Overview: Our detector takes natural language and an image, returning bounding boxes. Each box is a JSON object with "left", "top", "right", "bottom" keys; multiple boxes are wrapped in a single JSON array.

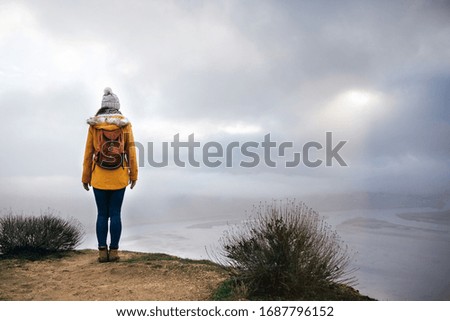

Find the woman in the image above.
[{"left": 82, "top": 87, "right": 138, "bottom": 262}]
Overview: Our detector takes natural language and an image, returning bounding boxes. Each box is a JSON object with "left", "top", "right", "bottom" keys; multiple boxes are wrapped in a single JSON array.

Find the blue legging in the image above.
[{"left": 93, "top": 188, "right": 126, "bottom": 249}]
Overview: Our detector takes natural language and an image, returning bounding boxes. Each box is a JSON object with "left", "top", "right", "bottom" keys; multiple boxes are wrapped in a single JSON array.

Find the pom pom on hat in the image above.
[{"left": 101, "top": 87, "right": 120, "bottom": 109}]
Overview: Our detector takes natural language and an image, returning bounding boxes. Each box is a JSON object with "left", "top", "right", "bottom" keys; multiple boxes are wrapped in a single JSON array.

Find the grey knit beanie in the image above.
[{"left": 101, "top": 87, "right": 120, "bottom": 109}]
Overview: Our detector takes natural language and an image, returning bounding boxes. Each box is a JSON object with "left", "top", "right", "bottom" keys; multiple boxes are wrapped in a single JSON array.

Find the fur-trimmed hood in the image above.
[{"left": 86, "top": 114, "right": 130, "bottom": 129}]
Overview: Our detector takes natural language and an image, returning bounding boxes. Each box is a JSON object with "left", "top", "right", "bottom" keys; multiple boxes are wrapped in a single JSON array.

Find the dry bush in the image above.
[
  {"left": 0, "top": 209, "right": 84, "bottom": 256},
  {"left": 217, "top": 200, "right": 356, "bottom": 299}
]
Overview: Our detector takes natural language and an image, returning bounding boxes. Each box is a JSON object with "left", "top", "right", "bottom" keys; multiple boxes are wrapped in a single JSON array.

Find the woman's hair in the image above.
[{"left": 95, "top": 107, "right": 122, "bottom": 116}]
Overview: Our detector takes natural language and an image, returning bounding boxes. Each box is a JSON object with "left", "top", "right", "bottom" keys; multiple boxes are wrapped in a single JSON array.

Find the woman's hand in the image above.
[
  {"left": 83, "top": 183, "right": 90, "bottom": 191},
  {"left": 130, "top": 180, "right": 137, "bottom": 189}
]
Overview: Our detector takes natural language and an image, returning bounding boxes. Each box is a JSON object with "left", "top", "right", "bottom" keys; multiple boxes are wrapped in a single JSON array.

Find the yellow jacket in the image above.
[{"left": 82, "top": 115, "right": 138, "bottom": 190}]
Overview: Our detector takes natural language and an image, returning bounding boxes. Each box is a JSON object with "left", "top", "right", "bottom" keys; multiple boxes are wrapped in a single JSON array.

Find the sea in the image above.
[{"left": 82, "top": 203, "right": 450, "bottom": 301}]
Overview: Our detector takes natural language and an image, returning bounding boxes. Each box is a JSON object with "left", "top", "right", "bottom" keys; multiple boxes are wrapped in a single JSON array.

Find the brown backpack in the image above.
[{"left": 94, "top": 128, "right": 126, "bottom": 169}]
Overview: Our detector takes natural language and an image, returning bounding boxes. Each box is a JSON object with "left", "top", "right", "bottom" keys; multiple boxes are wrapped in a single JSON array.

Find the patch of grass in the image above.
[
  {"left": 212, "top": 278, "right": 375, "bottom": 301},
  {"left": 211, "top": 278, "right": 249, "bottom": 301},
  {"left": 122, "top": 252, "right": 218, "bottom": 267},
  {"left": 122, "top": 252, "right": 178, "bottom": 263},
  {"left": 211, "top": 279, "right": 236, "bottom": 301}
]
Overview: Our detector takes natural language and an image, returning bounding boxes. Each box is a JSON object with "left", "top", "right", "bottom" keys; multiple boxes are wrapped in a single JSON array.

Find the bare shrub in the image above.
[
  {"left": 217, "top": 200, "right": 357, "bottom": 299},
  {"left": 0, "top": 209, "right": 84, "bottom": 256}
]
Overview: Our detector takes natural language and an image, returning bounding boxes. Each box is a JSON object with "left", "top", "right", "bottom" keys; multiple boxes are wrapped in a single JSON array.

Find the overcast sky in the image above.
[{"left": 0, "top": 0, "right": 449, "bottom": 222}]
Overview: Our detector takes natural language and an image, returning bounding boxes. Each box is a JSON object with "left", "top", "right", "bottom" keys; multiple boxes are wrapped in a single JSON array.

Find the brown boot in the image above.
[
  {"left": 109, "top": 248, "right": 120, "bottom": 262},
  {"left": 98, "top": 247, "right": 108, "bottom": 263}
]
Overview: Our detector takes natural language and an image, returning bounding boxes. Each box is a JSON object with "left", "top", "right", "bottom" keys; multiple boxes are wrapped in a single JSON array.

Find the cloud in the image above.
[{"left": 0, "top": 0, "right": 449, "bottom": 219}]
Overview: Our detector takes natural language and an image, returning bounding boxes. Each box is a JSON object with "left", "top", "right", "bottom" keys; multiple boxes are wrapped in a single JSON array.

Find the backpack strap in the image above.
[
  {"left": 97, "top": 128, "right": 103, "bottom": 152},
  {"left": 92, "top": 128, "right": 103, "bottom": 171},
  {"left": 119, "top": 128, "right": 125, "bottom": 168}
]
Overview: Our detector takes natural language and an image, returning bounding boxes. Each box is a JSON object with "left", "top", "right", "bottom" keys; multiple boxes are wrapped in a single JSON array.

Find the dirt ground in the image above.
[{"left": 0, "top": 250, "right": 228, "bottom": 301}]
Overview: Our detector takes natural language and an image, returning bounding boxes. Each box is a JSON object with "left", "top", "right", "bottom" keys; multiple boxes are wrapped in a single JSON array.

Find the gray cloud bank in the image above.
[{"left": 0, "top": 0, "right": 449, "bottom": 219}]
